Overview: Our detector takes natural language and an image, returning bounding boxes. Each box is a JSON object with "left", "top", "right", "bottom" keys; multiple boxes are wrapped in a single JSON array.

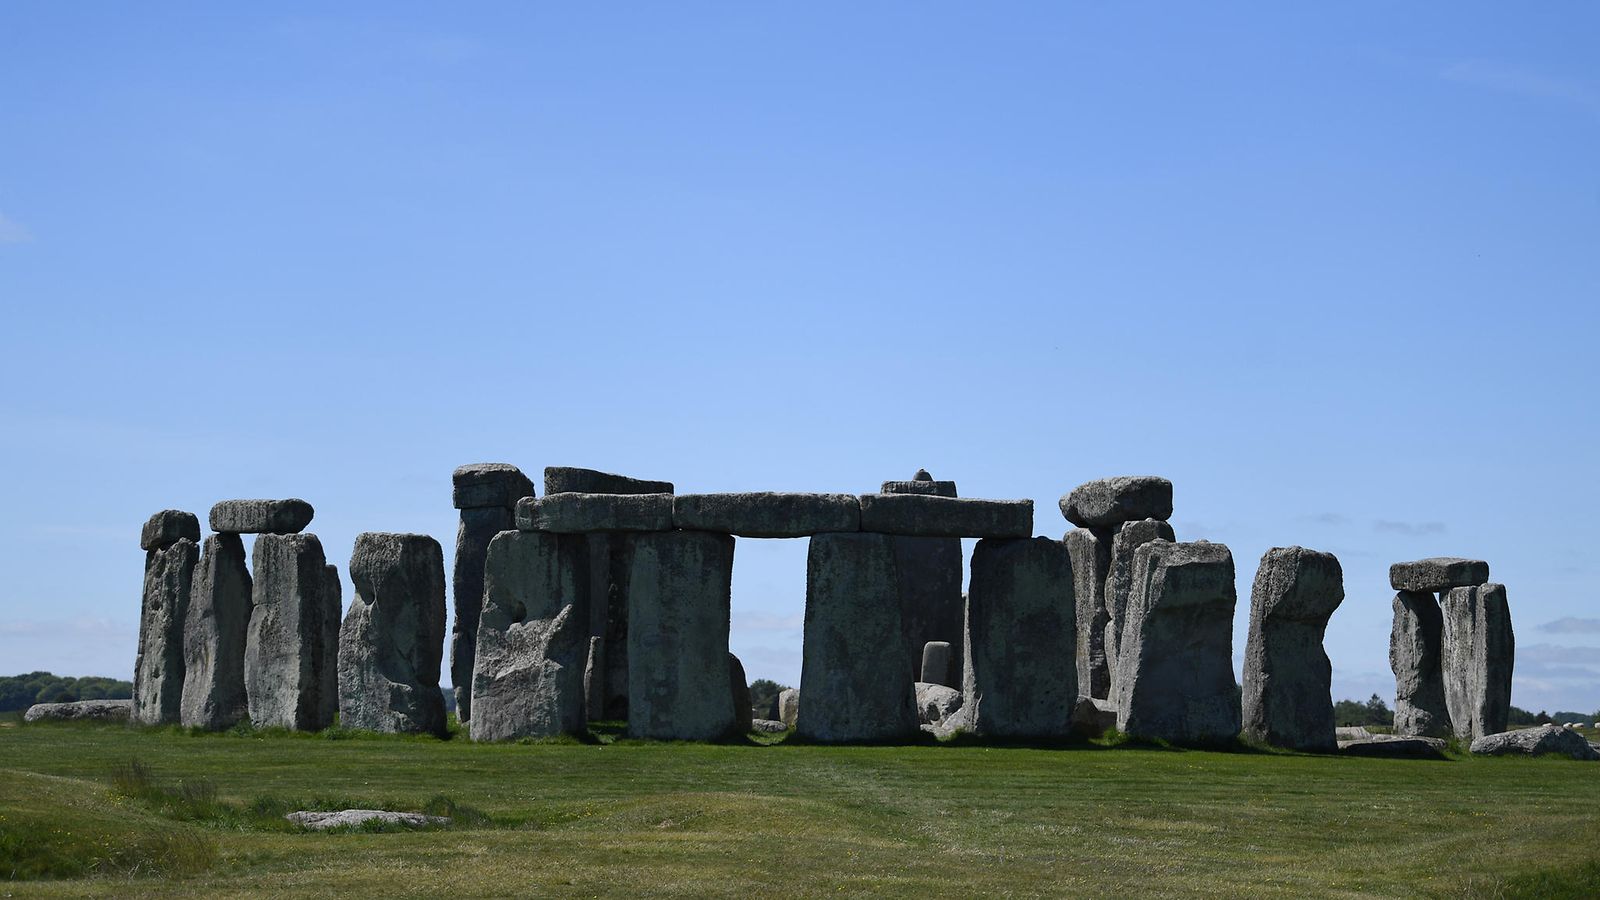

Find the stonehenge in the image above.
[
  {"left": 920, "top": 641, "right": 954, "bottom": 687},
  {"left": 451, "top": 463, "right": 533, "bottom": 723},
  {"left": 1241, "top": 547, "right": 1344, "bottom": 751},
  {"left": 246, "top": 532, "right": 339, "bottom": 731},
  {"left": 1063, "top": 528, "right": 1112, "bottom": 701},
  {"left": 133, "top": 512, "right": 198, "bottom": 725},
  {"left": 625, "top": 530, "right": 737, "bottom": 740},
  {"left": 1387, "top": 557, "right": 1514, "bottom": 741},
  {"left": 180, "top": 533, "right": 252, "bottom": 730},
  {"left": 1440, "top": 582, "right": 1514, "bottom": 742},
  {"left": 209, "top": 499, "right": 314, "bottom": 535},
  {"left": 884, "top": 472, "right": 965, "bottom": 687},
  {"left": 338, "top": 533, "right": 448, "bottom": 735},
  {"left": 1390, "top": 590, "right": 1450, "bottom": 737},
  {"left": 1103, "top": 518, "right": 1176, "bottom": 695},
  {"left": 961, "top": 537, "right": 1077, "bottom": 737}
]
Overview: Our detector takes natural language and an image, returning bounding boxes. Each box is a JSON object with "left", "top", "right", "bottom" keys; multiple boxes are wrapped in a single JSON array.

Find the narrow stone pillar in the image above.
[
  {"left": 798, "top": 533, "right": 918, "bottom": 742},
  {"left": 962, "top": 537, "right": 1077, "bottom": 737},
  {"left": 1063, "top": 527, "right": 1113, "bottom": 699},
  {"left": 920, "top": 640, "right": 953, "bottom": 687},
  {"left": 338, "top": 533, "right": 448, "bottom": 735},
  {"left": 626, "top": 530, "right": 736, "bottom": 739},
  {"left": 881, "top": 471, "right": 965, "bottom": 687},
  {"left": 1241, "top": 546, "right": 1344, "bottom": 751},
  {"left": 1441, "top": 583, "right": 1514, "bottom": 742},
  {"left": 134, "top": 510, "right": 200, "bottom": 725},
  {"left": 451, "top": 463, "right": 533, "bottom": 724},
  {"left": 729, "top": 653, "right": 754, "bottom": 734},
  {"left": 1103, "top": 518, "right": 1175, "bottom": 697},
  {"left": 1390, "top": 590, "right": 1451, "bottom": 737},
  {"left": 181, "top": 533, "right": 251, "bottom": 730},
  {"left": 246, "top": 533, "right": 338, "bottom": 731},
  {"left": 583, "top": 636, "right": 606, "bottom": 721}
]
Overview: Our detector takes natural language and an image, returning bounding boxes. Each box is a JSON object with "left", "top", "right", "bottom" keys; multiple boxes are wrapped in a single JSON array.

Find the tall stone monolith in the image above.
[
  {"left": 180, "top": 533, "right": 251, "bottom": 730},
  {"left": 1440, "top": 582, "right": 1514, "bottom": 743},
  {"left": 1390, "top": 589, "right": 1450, "bottom": 737},
  {"left": 729, "top": 653, "right": 754, "bottom": 734},
  {"left": 338, "top": 533, "right": 447, "bottom": 735},
  {"left": 1103, "top": 518, "right": 1176, "bottom": 695},
  {"left": 881, "top": 472, "right": 965, "bottom": 687},
  {"left": 961, "top": 537, "right": 1077, "bottom": 737},
  {"left": 134, "top": 512, "right": 199, "bottom": 726},
  {"left": 1063, "top": 527, "right": 1113, "bottom": 699},
  {"left": 245, "top": 534, "right": 338, "bottom": 730},
  {"left": 626, "top": 530, "right": 737, "bottom": 740},
  {"left": 1241, "top": 546, "right": 1344, "bottom": 751},
  {"left": 451, "top": 463, "right": 533, "bottom": 724}
]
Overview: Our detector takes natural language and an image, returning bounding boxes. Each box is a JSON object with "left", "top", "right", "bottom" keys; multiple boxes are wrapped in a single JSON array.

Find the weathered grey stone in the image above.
[
  {"left": 673, "top": 492, "right": 860, "bottom": 538},
  {"left": 133, "top": 538, "right": 197, "bottom": 725},
  {"left": 1389, "top": 557, "right": 1490, "bottom": 593},
  {"left": 470, "top": 531, "right": 590, "bottom": 741},
  {"left": 881, "top": 468, "right": 958, "bottom": 498},
  {"left": 915, "top": 682, "right": 963, "bottom": 725},
  {"left": 778, "top": 688, "right": 799, "bottom": 729},
  {"left": 1114, "top": 540, "right": 1240, "bottom": 743},
  {"left": 891, "top": 533, "right": 964, "bottom": 680},
  {"left": 798, "top": 533, "right": 918, "bottom": 742},
  {"left": 450, "top": 506, "right": 514, "bottom": 723},
  {"left": 1390, "top": 590, "right": 1451, "bottom": 738},
  {"left": 593, "top": 534, "right": 636, "bottom": 720},
  {"left": 516, "top": 493, "right": 675, "bottom": 533},
  {"left": 286, "top": 810, "right": 450, "bottom": 830},
  {"left": 626, "top": 530, "right": 736, "bottom": 739},
  {"left": 1339, "top": 734, "right": 1448, "bottom": 759},
  {"left": 752, "top": 718, "right": 788, "bottom": 733},
  {"left": 583, "top": 636, "right": 605, "bottom": 721},
  {"left": 961, "top": 537, "right": 1076, "bottom": 737},
  {"left": 140, "top": 509, "right": 200, "bottom": 551},
  {"left": 920, "top": 641, "right": 953, "bottom": 687},
  {"left": 338, "top": 533, "right": 447, "bottom": 735},
  {"left": 452, "top": 462, "right": 534, "bottom": 510},
  {"left": 1441, "top": 582, "right": 1514, "bottom": 743},
  {"left": 1103, "top": 519, "right": 1176, "bottom": 695},
  {"left": 1241, "top": 546, "right": 1344, "bottom": 752},
  {"left": 180, "top": 534, "right": 251, "bottom": 730},
  {"left": 1335, "top": 725, "right": 1374, "bottom": 742},
  {"left": 1064, "top": 527, "right": 1114, "bottom": 700},
  {"left": 24, "top": 699, "right": 132, "bottom": 723},
  {"left": 729, "top": 653, "right": 754, "bottom": 734},
  {"left": 245, "top": 534, "right": 338, "bottom": 731},
  {"left": 1471, "top": 725, "right": 1599, "bottom": 760},
  {"left": 1070, "top": 696, "right": 1118, "bottom": 738},
  {"left": 858, "top": 494, "right": 1033, "bottom": 539},
  {"left": 1060, "top": 476, "right": 1173, "bottom": 529},
  {"left": 209, "top": 499, "right": 315, "bottom": 535},
  {"left": 544, "top": 466, "right": 673, "bottom": 496}
]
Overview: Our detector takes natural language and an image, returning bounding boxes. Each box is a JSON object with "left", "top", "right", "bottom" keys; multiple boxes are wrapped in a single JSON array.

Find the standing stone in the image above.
[
  {"left": 627, "top": 531, "right": 737, "bottom": 740},
  {"left": 1063, "top": 527, "right": 1113, "bottom": 700},
  {"left": 180, "top": 534, "right": 251, "bottom": 730},
  {"left": 1390, "top": 589, "right": 1451, "bottom": 738},
  {"left": 1241, "top": 546, "right": 1344, "bottom": 751},
  {"left": 319, "top": 565, "right": 342, "bottom": 729},
  {"left": 470, "top": 531, "right": 590, "bottom": 741},
  {"left": 798, "top": 533, "right": 918, "bottom": 742},
  {"left": 961, "top": 537, "right": 1076, "bottom": 737},
  {"left": 246, "top": 534, "right": 338, "bottom": 731},
  {"left": 1059, "top": 476, "right": 1173, "bottom": 529},
  {"left": 450, "top": 462, "right": 531, "bottom": 724},
  {"left": 452, "top": 462, "right": 535, "bottom": 510},
  {"left": 1114, "top": 540, "right": 1240, "bottom": 743},
  {"left": 778, "top": 688, "right": 800, "bottom": 728},
  {"left": 338, "top": 533, "right": 447, "bottom": 735},
  {"left": 882, "top": 472, "right": 966, "bottom": 688},
  {"left": 133, "top": 536, "right": 198, "bottom": 725},
  {"left": 583, "top": 636, "right": 606, "bottom": 721},
  {"left": 1440, "top": 583, "right": 1514, "bottom": 743},
  {"left": 1103, "top": 518, "right": 1176, "bottom": 695},
  {"left": 920, "top": 641, "right": 953, "bottom": 687},
  {"left": 729, "top": 653, "right": 754, "bottom": 733}
]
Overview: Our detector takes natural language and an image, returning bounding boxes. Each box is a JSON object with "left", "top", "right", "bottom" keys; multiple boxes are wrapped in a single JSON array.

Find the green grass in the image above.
[{"left": 2, "top": 720, "right": 1598, "bottom": 897}]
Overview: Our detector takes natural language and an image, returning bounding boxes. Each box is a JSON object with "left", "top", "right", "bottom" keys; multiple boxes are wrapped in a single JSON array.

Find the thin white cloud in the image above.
[
  {"left": 1539, "top": 617, "right": 1600, "bottom": 635},
  {"left": 1441, "top": 60, "right": 1600, "bottom": 114},
  {"left": 1373, "top": 519, "right": 1447, "bottom": 536},
  {"left": 0, "top": 210, "right": 31, "bottom": 243}
]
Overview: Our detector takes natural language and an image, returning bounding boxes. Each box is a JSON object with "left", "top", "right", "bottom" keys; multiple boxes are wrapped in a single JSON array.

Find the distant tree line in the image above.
[
  {"left": 749, "top": 679, "right": 790, "bottom": 717},
  {"left": 0, "top": 672, "right": 132, "bottom": 712},
  {"left": 1335, "top": 694, "right": 1597, "bottom": 729}
]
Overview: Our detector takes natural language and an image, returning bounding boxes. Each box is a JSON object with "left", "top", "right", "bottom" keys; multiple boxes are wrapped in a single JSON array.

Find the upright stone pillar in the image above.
[
  {"left": 1241, "top": 546, "right": 1344, "bottom": 751},
  {"left": 920, "top": 641, "right": 953, "bottom": 687},
  {"left": 729, "top": 653, "right": 754, "bottom": 734},
  {"left": 583, "top": 636, "right": 606, "bottom": 721},
  {"left": 798, "top": 533, "right": 918, "bottom": 742},
  {"left": 1389, "top": 591, "right": 1450, "bottom": 737},
  {"left": 1441, "top": 583, "right": 1514, "bottom": 743},
  {"left": 246, "top": 533, "right": 338, "bottom": 730},
  {"left": 1063, "top": 527, "right": 1112, "bottom": 699},
  {"left": 181, "top": 533, "right": 251, "bottom": 730},
  {"left": 470, "top": 530, "right": 590, "bottom": 741},
  {"left": 625, "top": 530, "right": 736, "bottom": 739},
  {"left": 962, "top": 537, "right": 1076, "bottom": 737},
  {"left": 134, "top": 510, "right": 200, "bottom": 725},
  {"left": 1114, "top": 540, "right": 1240, "bottom": 743},
  {"left": 880, "top": 470, "right": 965, "bottom": 686},
  {"left": 451, "top": 463, "right": 534, "bottom": 724},
  {"left": 1103, "top": 518, "right": 1176, "bottom": 697},
  {"left": 338, "top": 533, "right": 448, "bottom": 735}
]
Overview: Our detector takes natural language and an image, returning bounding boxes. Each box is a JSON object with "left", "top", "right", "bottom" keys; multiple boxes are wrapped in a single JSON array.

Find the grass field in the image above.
[{"left": 2, "top": 718, "right": 1598, "bottom": 898}]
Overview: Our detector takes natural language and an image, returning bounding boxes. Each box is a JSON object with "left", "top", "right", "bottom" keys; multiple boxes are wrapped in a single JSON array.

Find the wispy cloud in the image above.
[
  {"left": 1540, "top": 617, "right": 1600, "bottom": 635},
  {"left": 1441, "top": 60, "right": 1600, "bottom": 115},
  {"left": 0, "top": 210, "right": 31, "bottom": 243},
  {"left": 1298, "top": 512, "right": 1349, "bottom": 526},
  {"left": 1373, "top": 519, "right": 1447, "bottom": 536}
]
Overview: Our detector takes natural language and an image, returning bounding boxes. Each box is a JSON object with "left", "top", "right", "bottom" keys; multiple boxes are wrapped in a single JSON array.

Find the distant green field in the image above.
[{"left": 2, "top": 719, "right": 1598, "bottom": 898}]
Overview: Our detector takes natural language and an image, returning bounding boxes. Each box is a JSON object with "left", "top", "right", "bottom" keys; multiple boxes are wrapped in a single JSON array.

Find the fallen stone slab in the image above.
[
  {"left": 140, "top": 509, "right": 200, "bottom": 551},
  {"left": 1389, "top": 557, "right": 1490, "bottom": 593},
  {"left": 915, "top": 682, "right": 963, "bottom": 725},
  {"left": 1470, "top": 725, "right": 1597, "bottom": 760},
  {"left": 752, "top": 718, "right": 788, "bottom": 734},
  {"left": 1059, "top": 476, "right": 1173, "bottom": 529},
  {"left": 1440, "top": 582, "right": 1514, "bottom": 743},
  {"left": 1242, "top": 546, "right": 1344, "bottom": 752},
  {"left": 544, "top": 466, "right": 673, "bottom": 496},
  {"left": 1070, "top": 696, "right": 1118, "bottom": 738},
  {"left": 246, "top": 534, "right": 339, "bottom": 731},
  {"left": 881, "top": 468, "right": 958, "bottom": 498},
  {"left": 857, "top": 494, "right": 1033, "bottom": 539},
  {"left": 134, "top": 537, "right": 198, "bottom": 725},
  {"left": 517, "top": 493, "right": 674, "bottom": 533},
  {"left": 626, "top": 530, "right": 737, "bottom": 739},
  {"left": 181, "top": 534, "right": 252, "bottom": 730},
  {"left": 1335, "top": 725, "right": 1374, "bottom": 742},
  {"left": 285, "top": 810, "right": 450, "bottom": 831},
  {"left": 1390, "top": 590, "right": 1451, "bottom": 737},
  {"left": 673, "top": 492, "right": 860, "bottom": 538},
  {"left": 1339, "top": 734, "right": 1448, "bottom": 759},
  {"left": 338, "top": 533, "right": 448, "bottom": 736},
  {"left": 963, "top": 537, "right": 1077, "bottom": 737},
  {"left": 451, "top": 505, "right": 515, "bottom": 723},
  {"left": 210, "top": 499, "right": 315, "bottom": 535},
  {"left": 452, "top": 463, "right": 535, "bottom": 510},
  {"left": 1064, "top": 527, "right": 1113, "bottom": 701},
  {"left": 24, "top": 699, "right": 132, "bottom": 723}
]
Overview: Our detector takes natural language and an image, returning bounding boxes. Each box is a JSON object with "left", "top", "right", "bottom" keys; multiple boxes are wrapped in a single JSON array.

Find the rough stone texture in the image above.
[
  {"left": 24, "top": 699, "right": 132, "bottom": 723},
  {"left": 960, "top": 537, "right": 1076, "bottom": 737},
  {"left": 1103, "top": 519, "right": 1176, "bottom": 695},
  {"left": 583, "top": 636, "right": 606, "bottom": 721},
  {"left": 181, "top": 534, "right": 252, "bottom": 730},
  {"left": 626, "top": 530, "right": 737, "bottom": 739},
  {"left": 1470, "top": 725, "right": 1600, "bottom": 760},
  {"left": 858, "top": 494, "right": 1033, "bottom": 539},
  {"left": 1440, "top": 582, "right": 1514, "bottom": 743},
  {"left": 890, "top": 532, "right": 965, "bottom": 680},
  {"left": 450, "top": 506, "right": 514, "bottom": 723},
  {"left": 729, "top": 653, "right": 754, "bottom": 734},
  {"left": 133, "top": 538, "right": 197, "bottom": 725},
  {"left": 1060, "top": 476, "right": 1173, "bottom": 529},
  {"left": 141, "top": 509, "right": 200, "bottom": 551},
  {"left": 920, "top": 641, "right": 953, "bottom": 687},
  {"left": 338, "top": 533, "right": 447, "bottom": 735},
  {"left": 752, "top": 718, "right": 788, "bottom": 733},
  {"left": 1390, "top": 589, "right": 1451, "bottom": 738},
  {"left": 777, "top": 688, "right": 799, "bottom": 729},
  {"left": 516, "top": 493, "right": 675, "bottom": 533},
  {"left": 594, "top": 534, "right": 636, "bottom": 720},
  {"left": 452, "top": 462, "right": 534, "bottom": 510},
  {"left": 1070, "top": 696, "right": 1118, "bottom": 738},
  {"left": 544, "top": 466, "right": 674, "bottom": 496},
  {"left": 1339, "top": 734, "right": 1449, "bottom": 759},
  {"left": 286, "top": 810, "right": 449, "bottom": 830},
  {"left": 1114, "top": 540, "right": 1241, "bottom": 743},
  {"left": 881, "top": 468, "right": 958, "bottom": 498},
  {"left": 798, "top": 533, "right": 918, "bottom": 742},
  {"left": 1064, "top": 527, "right": 1114, "bottom": 700},
  {"left": 470, "top": 531, "right": 590, "bottom": 741},
  {"left": 915, "top": 682, "right": 963, "bottom": 725},
  {"left": 673, "top": 492, "right": 860, "bottom": 538},
  {"left": 1389, "top": 557, "right": 1490, "bottom": 593},
  {"left": 209, "top": 499, "right": 315, "bottom": 535},
  {"left": 245, "top": 534, "right": 339, "bottom": 731},
  {"left": 1241, "top": 546, "right": 1344, "bottom": 751},
  {"left": 1335, "top": 725, "right": 1374, "bottom": 742}
]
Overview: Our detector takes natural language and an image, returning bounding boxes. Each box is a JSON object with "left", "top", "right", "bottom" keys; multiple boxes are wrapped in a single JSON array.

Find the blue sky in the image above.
[{"left": 2, "top": 4, "right": 1596, "bottom": 713}]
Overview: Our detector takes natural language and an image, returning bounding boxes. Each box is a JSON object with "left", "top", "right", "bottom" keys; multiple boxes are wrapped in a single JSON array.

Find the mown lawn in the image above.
[{"left": 1, "top": 719, "right": 1597, "bottom": 898}]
